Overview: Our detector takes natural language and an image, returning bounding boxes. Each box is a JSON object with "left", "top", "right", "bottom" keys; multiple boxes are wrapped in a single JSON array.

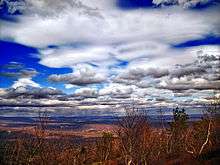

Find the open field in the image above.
[{"left": 0, "top": 113, "right": 203, "bottom": 138}]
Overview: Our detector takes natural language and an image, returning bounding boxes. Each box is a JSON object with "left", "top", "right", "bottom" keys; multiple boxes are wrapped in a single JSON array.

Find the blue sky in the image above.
[{"left": 0, "top": 0, "right": 219, "bottom": 115}]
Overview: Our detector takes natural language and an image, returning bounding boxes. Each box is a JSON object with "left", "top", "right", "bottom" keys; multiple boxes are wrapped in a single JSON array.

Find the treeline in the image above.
[{"left": 0, "top": 101, "right": 219, "bottom": 164}]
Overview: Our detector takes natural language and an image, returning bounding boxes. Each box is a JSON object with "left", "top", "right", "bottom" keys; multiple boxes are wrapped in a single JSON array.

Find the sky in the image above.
[{"left": 0, "top": 0, "right": 219, "bottom": 116}]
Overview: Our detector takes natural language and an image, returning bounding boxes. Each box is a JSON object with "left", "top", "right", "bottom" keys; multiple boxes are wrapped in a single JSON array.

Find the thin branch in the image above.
[{"left": 199, "top": 120, "right": 211, "bottom": 155}]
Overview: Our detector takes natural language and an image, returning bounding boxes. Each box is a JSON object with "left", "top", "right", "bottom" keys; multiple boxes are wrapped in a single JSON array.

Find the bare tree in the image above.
[{"left": 116, "top": 105, "right": 158, "bottom": 165}]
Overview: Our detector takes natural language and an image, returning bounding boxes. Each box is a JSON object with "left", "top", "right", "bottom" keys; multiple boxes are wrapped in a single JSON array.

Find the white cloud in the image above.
[
  {"left": 39, "top": 46, "right": 114, "bottom": 68},
  {"left": 99, "top": 83, "right": 135, "bottom": 98},
  {"left": 48, "top": 64, "right": 107, "bottom": 85},
  {"left": 152, "top": 0, "right": 213, "bottom": 8},
  {"left": 159, "top": 76, "right": 220, "bottom": 90},
  {"left": 1, "top": 2, "right": 219, "bottom": 48},
  {"left": 115, "top": 67, "right": 169, "bottom": 81},
  {"left": 128, "top": 45, "right": 219, "bottom": 69},
  {"left": 74, "top": 87, "right": 98, "bottom": 98},
  {"left": 12, "top": 78, "right": 41, "bottom": 88}
]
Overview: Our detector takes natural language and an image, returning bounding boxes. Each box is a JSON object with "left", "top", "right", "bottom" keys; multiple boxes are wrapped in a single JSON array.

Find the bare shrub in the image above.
[
  {"left": 116, "top": 105, "right": 161, "bottom": 165},
  {"left": 185, "top": 97, "right": 220, "bottom": 160},
  {"left": 95, "top": 131, "right": 114, "bottom": 163}
]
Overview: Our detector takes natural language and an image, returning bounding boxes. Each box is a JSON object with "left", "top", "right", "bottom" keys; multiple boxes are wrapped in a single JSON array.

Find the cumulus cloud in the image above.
[
  {"left": 114, "top": 67, "right": 169, "bottom": 84},
  {"left": 74, "top": 87, "right": 98, "bottom": 98},
  {"left": 1, "top": 62, "right": 41, "bottom": 91},
  {"left": 2, "top": 86, "right": 63, "bottom": 99},
  {"left": 159, "top": 77, "right": 220, "bottom": 91},
  {"left": 155, "top": 47, "right": 220, "bottom": 91},
  {"left": 152, "top": 0, "right": 214, "bottom": 8},
  {"left": 12, "top": 78, "right": 40, "bottom": 88},
  {"left": 170, "top": 66, "right": 206, "bottom": 78},
  {"left": 99, "top": 84, "right": 135, "bottom": 98},
  {"left": 48, "top": 65, "right": 106, "bottom": 86}
]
